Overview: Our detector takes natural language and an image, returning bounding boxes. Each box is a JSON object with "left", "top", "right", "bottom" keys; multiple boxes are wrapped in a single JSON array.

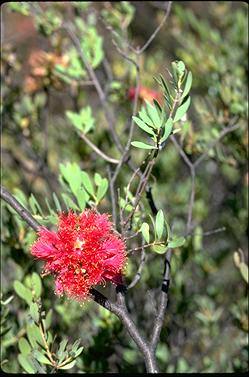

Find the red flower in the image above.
[
  {"left": 128, "top": 85, "right": 162, "bottom": 104},
  {"left": 31, "top": 210, "right": 126, "bottom": 301}
]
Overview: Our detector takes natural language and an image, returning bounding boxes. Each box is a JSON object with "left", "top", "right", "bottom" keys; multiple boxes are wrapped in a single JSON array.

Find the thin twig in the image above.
[
  {"left": 187, "top": 167, "right": 196, "bottom": 233},
  {"left": 194, "top": 119, "right": 240, "bottom": 168},
  {"left": 79, "top": 132, "right": 120, "bottom": 164},
  {"left": 128, "top": 242, "right": 146, "bottom": 289},
  {"left": 137, "top": 2, "right": 172, "bottom": 54},
  {"left": 0, "top": 185, "right": 41, "bottom": 232},
  {"left": 150, "top": 249, "right": 172, "bottom": 350},
  {"left": 127, "top": 241, "right": 164, "bottom": 254},
  {"left": 63, "top": 22, "right": 124, "bottom": 154},
  {"left": 107, "top": 166, "right": 117, "bottom": 227}
]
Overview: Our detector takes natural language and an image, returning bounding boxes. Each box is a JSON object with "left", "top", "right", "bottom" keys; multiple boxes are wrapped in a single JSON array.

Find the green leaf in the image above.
[
  {"left": 62, "top": 193, "right": 80, "bottom": 211},
  {"left": 26, "top": 324, "right": 43, "bottom": 348},
  {"left": 81, "top": 171, "right": 94, "bottom": 197},
  {"left": 32, "top": 350, "right": 52, "bottom": 365},
  {"left": 153, "top": 99, "right": 162, "bottom": 114},
  {"left": 177, "top": 61, "right": 185, "bottom": 76},
  {"left": 52, "top": 193, "right": 62, "bottom": 212},
  {"left": 96, "top": 178, "right": 108, "bottom": 203},
  {"left": 160, "top": 118, "right": 173, "bottom": 144},
  {"left": 181, "top": 71, "right": 192, "bottom": 99},
  {"left": 131, "top": 141, "right": 156, "bottom": 150},
  {"left": 13, "top": 188, "right": 28, "bottom": 207},
  {"left": 45, "top": 198, "right": 56, "bottom": 216},
  {"left": 159, "top": 74, "right": 171, "bottom": 97},
  {"left": 139, "top": 106, "right": 155, "bottom": 128},
  {"left": 59, "top": 360, "right": 77, "bottom": 370},
  {"left": 75, "top": 188, "right": 87, "bottom": 210},
  {"left": 164, "top": 218, "right": 171, "bottom": 242},
  {"left": 171, "top": 61, "right": 178, "bottom": 87},
  {"left": 193, "top": 226, "right": 203, "bottom": 252},
  {"left": 59, "top": 162, "right": 82, "bottom": 198},
  {"left": 66, "top": 111, "right": 83, "bottom": 131},
  {"left": 152, "top": 244, "right": 167, "bottom": 254},
  {"left": 29, "top": 194, "right": 44, "bottom": 216},
  {"left": 168, "top": 237, "right": 185, "bottom": 248},
  {"left": 239, "top": 262, "right": 248, "bottom": 283},
  {"left": 145, "top": 100, "right": 161, "bottom": 127},
  {"left": 30, "top": 303, "right": 39, "bottom": 323},
  {"left": 46, "top": 331, "right": 53, "bottom": 347},
  {"left": 74, "top": 346, "right": 84, "bottom": 357},
  {"left": 58, "top": 339, "right": 68, "bottom": 358},
  {"left": 18, "top": 338, "right": 31, "bottom": 355},
  {"left": 18, "top": 354, "right": 36, "bottom": 374},
  {"left": 45, "top": 309, "right": 53, "bottom": 329},
  {"left": 94, "top": 172, "right": 102, "bottom": 186},
  {"left": 13, "top": 281, "right": 32, "bottom": 305},
  {"left": 155, "top": 210, "right": 164, "bottom": 239},
  {"left": 79, "top": 106, "right": 95, "bottom": 134},
  {"left": 71, "top": 339, "right": 81, "bottom": 353},
  {"left": 174, "top": 97, "right": 191, "bottom": 123},
  {"left": 140, "top": 223, "right": 150, "bottom": 243},
  {"left": 31, "top": 358, "right": 47, "bottom": 374},
  {"left": 31, "top": 273, "right": 42, "bottom": 298},
  {"left": 132, "top": 116, "right": 155, "bottom": 136}
]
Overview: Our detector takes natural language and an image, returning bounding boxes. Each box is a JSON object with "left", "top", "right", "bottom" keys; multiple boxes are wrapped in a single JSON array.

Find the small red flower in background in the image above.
[
  {"left": 128, "top": 85, "right": 162, "bottom": 104},
  {"left": 31, "top": 210, "right": 126, "bottom": 301}
]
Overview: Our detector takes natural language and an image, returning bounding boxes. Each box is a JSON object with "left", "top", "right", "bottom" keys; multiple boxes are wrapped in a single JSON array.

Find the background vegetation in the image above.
[{"left": 1, "top": 1, "right": 248, "bottom": 373}]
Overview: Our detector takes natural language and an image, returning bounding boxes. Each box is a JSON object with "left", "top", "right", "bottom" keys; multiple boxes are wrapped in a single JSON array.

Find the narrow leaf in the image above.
[
  {"left": 30, "top": 303, "right": 39, "bottom": 323},
  {"left": 18, "top": 338, "right": 31, "bottom": 355},
  {"left": 132, "top": 116, "right": 155, "bottom": 136},
  {"left": 239, "top": 262, "right": 248, "bottom": 283},
  {"left": 131, "top": 141, "right": 156, "bottom": 150},
  {"left": 14, "top": 281, "right": 32, "bottom": 305},
  {"left": 168, "top": 237, "right": 185, "bottom": 248},
  {"left": 62, "top": 193, "right": 80, "bottom": 211},
  {"left": 59, "top": 360, "right": 77, "bottom": 370},
  {"left": 74, "top": 346, "right": 84, "bottom": 357},
  {"left": 94, "top": 173, "right": 102, "bottom": 186},
  {"left": 139, "top": 106, "right": 155, "bottom": 128},
  {"left": 26, "top": 324, "right": 43, "bottom": 349},
  {"left": 181, "top": 71, "right": 192, "bottom": 99},
  {"left": 75, "top": 188, "right": 88, "bottom": 210},
  {"left": 145, "top": 100, "right": 161, "bottom": 127},
  {"left": 81, "top": 172, "right": 94, "bottom": 197},
  {"left": 140, "top": 223, "right": 150, "bottom": 243},
  {"left": 18, "top": 354, "right": 36, "bottom": 374},
  {"left": 31, "top": 273, "right": 42, "bottom": 298},
  {"left": 96, "top": 178, "right": 108, "bottom": 203},
  {"left": 152, "top": 244, "right": 167, "bottom": 254},
  {"left": 58, "top": 339, "right": 68, "bottom": 358},
  {"left": 155, "top": 210, "right": 164, "bottom": 240},
  {"left": 174, "top": 97, "right": 191, "bottom": 123},
  {"left": 160, "top": 118, "right": 173, "bottom": 143},
  {"left": 32, "top": 350, "right": 52, "bottom": 365},
  {"left": 45, "top": 309, "right": 53, "bottom": 329},
  {"left": 52, "top": 193, "right": 62, "bottom": 212}
]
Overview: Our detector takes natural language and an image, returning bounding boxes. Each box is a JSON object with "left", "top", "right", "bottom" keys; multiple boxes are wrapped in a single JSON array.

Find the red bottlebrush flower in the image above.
[
  {"left": 128, "top": 85, "right": 162, "bottom": 104},
  {"left": 31, "top": 210, "right": 126, "bottom": 301}
]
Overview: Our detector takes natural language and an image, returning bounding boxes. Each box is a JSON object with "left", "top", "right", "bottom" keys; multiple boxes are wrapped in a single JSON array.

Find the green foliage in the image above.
[
  {"left": 66, "top": 106, "right": 95, "bottom": 134},
  {"left": 8, "top": 2, "right": 30, "bottom": 16},
  {"left": 59, "top": 161, "right": 108, "bottom": 207},
  {"left": 13, "top": 276, "right": 84, "bottom": 373},
  {"left": 132, "top": 61, "right": 192, "bottom": 150}
]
